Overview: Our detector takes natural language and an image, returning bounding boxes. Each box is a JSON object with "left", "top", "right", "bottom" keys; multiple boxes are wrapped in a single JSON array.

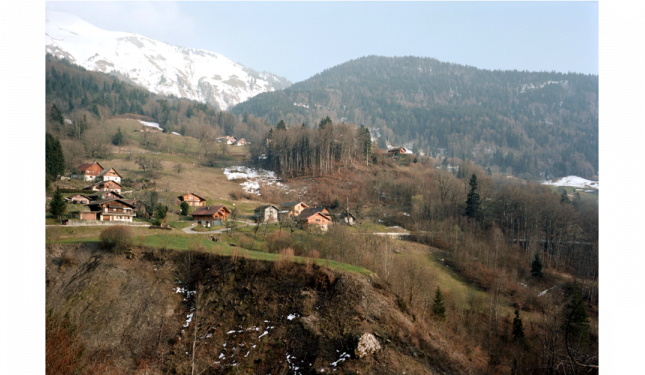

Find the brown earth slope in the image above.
[{"left": 46, "top": 244, "right": 475, "bottom": 374}]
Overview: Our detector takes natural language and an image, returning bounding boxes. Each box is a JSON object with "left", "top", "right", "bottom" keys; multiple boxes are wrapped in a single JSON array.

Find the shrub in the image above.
[
  {"left": 61, "top": 251, "right": 78, "bottom": 267},
  {"left": 100, "top": 225, "right": 134, "bottom": 255},
  {"left": 273, "top": 248, "right": 294, "bottom": 275}
]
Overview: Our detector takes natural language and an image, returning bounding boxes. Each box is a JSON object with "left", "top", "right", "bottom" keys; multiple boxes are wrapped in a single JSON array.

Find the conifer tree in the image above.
[
  {"left": 531, "top": 252, "right": 543, "bottom": 278},
  {"left": 560, "top": 190, "right": 571, "bottom": 204},
  {"left": 46, "top": 133, "right": 65, "bottom": 180},
  {"left": 50, "top": 104, "right": 64, "bottom": 126},
  {"left": 49, "top": 186, "right": 67, "bottom": 219},
  {"left": 564, "top": 282, "right": 590, "bottom": 348},
  {"left": 180, "top": 201, "right": 189, "bottom": 216},
  {"left": 276, "top": 120, "right": 287, "bottom": 130},
  {"left": 512, "top": 309, "right": 525, "bottom": 342},
  {"left": 112, "top": 127, "right": 124, "bottom": 146},
  {"left": 432, "top": 286, "right": 446, "bottom": 321},
  {"left": 465, "top": 174, "right": 480, "bottom": 219}
]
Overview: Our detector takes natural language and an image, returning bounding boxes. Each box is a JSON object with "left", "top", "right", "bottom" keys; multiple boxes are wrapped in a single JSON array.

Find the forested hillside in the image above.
[
  {"left": 45, "top": 54, "right": 270, "bottom": 145},
  {"left": 231, "top": 56, "right": 598, "bottom": 180}
]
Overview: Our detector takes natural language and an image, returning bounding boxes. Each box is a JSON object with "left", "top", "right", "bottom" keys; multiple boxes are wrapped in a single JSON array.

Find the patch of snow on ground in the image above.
[
  {"left": 222, "top": 166, "right": 284, "bottom": 195},
  {"left": 258, "top": 331, "right": 268, "bottom": 339},
  {"left": 538, "top": 286, "right": 556, "bottom": 297},
  {"left": 542, "top": 175, "right": 598, "bottom": 189},
  {"left": 138, "top": 120, "right": 161, "bottom": 129},
  {"left": 172, "top": 131, "right": 181, "bottom": 135},
  {"left": 330, "top": 352, "right": 351, "bottom": 367},
  {"left": 287, "top": 313, "right": 298, "bottom": 321},
  {"left": 183, "top": 313, "right": 193, "bottom": 327}
]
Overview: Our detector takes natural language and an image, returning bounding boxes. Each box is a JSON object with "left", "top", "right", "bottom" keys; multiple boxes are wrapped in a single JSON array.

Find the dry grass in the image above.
[{"left": 273, "top": 247, "right": 295, "bottom": 275}]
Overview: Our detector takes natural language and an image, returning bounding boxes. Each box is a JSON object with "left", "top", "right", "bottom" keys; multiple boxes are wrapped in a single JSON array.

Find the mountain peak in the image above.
[{"left": 45, "top": 11, "right": 291, "bottom": 110}]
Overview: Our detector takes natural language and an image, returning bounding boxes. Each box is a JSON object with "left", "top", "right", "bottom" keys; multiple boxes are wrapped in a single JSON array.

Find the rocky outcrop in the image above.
[{"left": 355, "top": 333, "right": 381, "bottom": 358}]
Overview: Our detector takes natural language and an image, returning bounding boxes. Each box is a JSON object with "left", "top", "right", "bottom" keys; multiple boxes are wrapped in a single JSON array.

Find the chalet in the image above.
[
  {"left": 296, "top": 210, "right": 332, "bottom": 231},
  {"left": 234, "top": 138, "right": 247, "bottom": 146},
  {"left": 96, "top": 168, "right": 122, "bottom": 184},
  {"left": 279, "top": 202, "right": 309, "bottom": 218},
  {"left": 387, "top": 147, "right": 408, "bottom": 156},
  {"left": 121, "top": 199, "right": 150, "bottom": 218},
  {"left": 72, "top": 162, "right": 104, "bottom": 181},
  {"left": 339, "top": 212, "right": 357, "bottom": 226},
  {"left": 215, "top": 136, "right": 238, "bottom": 145},
  {"left": 64, "top": 194, "right": 92, "bottom": 205},
  {"left": 298, "top": 207, "right": 330, "bottom": 217},
  {"left": 83, "top": 180, "right": 122, "bottom": 193},
  {"left": 84, "top": 198, "right": 137, "bottom": 222},
  {"left": 177, "top": 192, "right": 207, "bottom": 207},
  {"left": 254, "top": 205, "right": 279, "bottom": 223},
  {"left": 190, "top": 205, "right": 231, "bottom": 227}
]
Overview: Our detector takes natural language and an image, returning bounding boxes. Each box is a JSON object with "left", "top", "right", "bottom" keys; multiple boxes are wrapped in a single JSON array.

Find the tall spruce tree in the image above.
[
  {"left": 560, "top": 190, "right": 571, "bottom": 204},
  {"left": 276, "top": 120, "right": 287, "bottom": 130},
  {"left": 531, "top": 252, "right": 543, "bottom": 278},
  {"left": 112, "top": 127, "right": 124, "bottom": 146},
  {"left": 432, "top": 286, "right": 447, "bottom": 321},
  {"left": 512, "top": 309, "right": 525, "bottom": 342},
  {"left": 46, "top": 133, "right": 65, "bottom": 180},
  {"left": 465, "top": 174, "right": 480, "bottom": 218},
  {"left": 49, "top": 186, "right": 67, "bottom": 219},
  {"left": 564, "top": 282, "right": 590, "bottom": 347}
]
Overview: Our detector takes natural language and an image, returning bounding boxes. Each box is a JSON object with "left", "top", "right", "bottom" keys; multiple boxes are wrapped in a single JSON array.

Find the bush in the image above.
[
  {"left": 61, "top": 251, "right": 78, "bottom": 267},
  {"left": 100, "top": 225, "right": 134, "bottom": 255}
]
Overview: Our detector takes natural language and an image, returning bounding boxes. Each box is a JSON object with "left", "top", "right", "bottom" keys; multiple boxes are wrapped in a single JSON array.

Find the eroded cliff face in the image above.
[{"left": 46, "top": 243, "right": 471, "bottom": 374}]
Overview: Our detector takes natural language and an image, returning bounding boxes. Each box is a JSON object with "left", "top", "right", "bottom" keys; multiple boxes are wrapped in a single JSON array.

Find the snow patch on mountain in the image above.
[
  {"left": 542, "top": 175, "right": 598, "bottom": 189},
  {"left": 45, "top": 11, "right": 290, "bottom": 110}
]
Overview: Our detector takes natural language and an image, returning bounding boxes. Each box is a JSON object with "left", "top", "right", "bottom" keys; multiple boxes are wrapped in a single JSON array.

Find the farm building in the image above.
[
  {"left": 254, "top": 205, "right": 279, "bottom": 223},
  {"left": 234, "top": 138, "right": 247, "bottom": 146},
  {"left": 85, "top": 191, "right": 125, "bottom": 201},
  {"left": 339, "top": 212, "right": 357, "bottom": 226},
  {"left": 215, "top": 136, "right": 238, "bottom": 144},
  {"left": 190, "top": 205, "right": 231, "bottom": 227},
  {"left": 177, "top": 192, "right": 207, "bottom": 207}
]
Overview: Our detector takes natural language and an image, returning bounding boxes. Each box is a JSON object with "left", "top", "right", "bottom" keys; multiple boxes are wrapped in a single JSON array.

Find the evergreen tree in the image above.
[
  {"left": 112, "top": 127, "right": 124, "bottom": 146},
  {"left": 319, "top": 116, "right": 332, "bottom": 130},
  {"left": 46, "top": 133, "right": 65, "bottom": 180},
  {"left": 432, "top": 286, "right": 446, "bottom": 321},
  {"left": 442, "top": 157, "right": 448, "bottom": 168},
  {"left": 413, "top": 157, "right": 418, "bottom": 163},
  {"left": 486, "top": 167, "right": 492, "bottom": 176},
  {"left": 91, "top": 103, "right": 101, "bottom": 119},
  {"left": 465, "top": 174, "right": 480, "bottom": 219},
  {"left": 531, "top": 252, "right": 543, "bottom": 278},
  {"left": 50, "top": 104, "right": 64, "bottom": 126},
  {"left": 512, "top": 309, "right": 525, "bottom": 342},
  {"left": 276, "top": 120, "right": 287, "bottom": 130},
  {"left": 49, "top": 186, "right": 67, "bottom": 219},
  {"left": 154, "top": 203, "right": 167, "bottom": 221},
  {"left": 560, "top": 190, "right": 571, "bottom": 204},
  {"left": 180, "top": 201, "right": 189, "bottom": 216}
]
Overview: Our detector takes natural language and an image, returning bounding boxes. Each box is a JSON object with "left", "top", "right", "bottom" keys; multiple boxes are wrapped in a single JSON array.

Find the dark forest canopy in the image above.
[{"left": 231, "top": 55, "right": 598, "bottom": 180}]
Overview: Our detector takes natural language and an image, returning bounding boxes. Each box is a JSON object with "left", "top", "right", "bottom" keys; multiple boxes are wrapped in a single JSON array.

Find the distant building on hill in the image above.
[
  {"left": 96, "top": 167, "right": 122, "bottom": 184},
  {"left": 177, "top": 192, "right": 207, "bottom": 207},
  {"left": 83, "top": 180, "right": 122, "bottom": 193},
  {"left": 254, "top": 205, "right": 279, "bottom": 223},
  {"left": 387, "top": 147, "right": 407, "bottom": 156},
  {"left": 215, "top": 136, "right": 238, "bottom": 144},
  {"left": 79, "top": 198, "right": 137, "bottom": 222},
  {"left": 190, "top": 205, "right": 231, "bottom": 227},
  {"left": 296, "top": 209, "right": 332, "bottom": 231},
  {"left": 279, "top": 201, "right": 309, "bottom": 218}
]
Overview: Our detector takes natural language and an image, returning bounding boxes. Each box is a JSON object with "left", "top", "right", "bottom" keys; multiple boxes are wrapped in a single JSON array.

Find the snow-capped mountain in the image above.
[{"left": 45, "top": 11, "right": 291, "bottom": 110}]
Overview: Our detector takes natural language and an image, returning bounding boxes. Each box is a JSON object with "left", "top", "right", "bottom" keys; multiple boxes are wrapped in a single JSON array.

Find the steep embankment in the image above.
[{"left": 46, "top": 244, "right": 472, "bottom": 374}]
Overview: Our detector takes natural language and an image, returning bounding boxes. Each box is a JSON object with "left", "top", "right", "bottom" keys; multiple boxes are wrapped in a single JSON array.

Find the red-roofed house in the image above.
[
  {"left": 72, "top": 162, "right": 104, "bottom": 181},
  {"left": 96, "top": 167, "right": 122, "bottom": 184},
  {"left": 387, "top": 147, "right": 408, "bottom": 156},
  {"left": 83, "top": 180, "right": 122, "bottom": 193},
  {"left": 177, "top": 192, "right": 207, "bottom": 207}
]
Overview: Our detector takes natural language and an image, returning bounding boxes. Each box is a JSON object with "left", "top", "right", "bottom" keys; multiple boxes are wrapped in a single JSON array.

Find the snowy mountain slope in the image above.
[
  {"left": 45, "top": 11, "right": 290, "bottom": 110},
  {"left": 542, "top": 175, "right": 599, "bottom": 189}
]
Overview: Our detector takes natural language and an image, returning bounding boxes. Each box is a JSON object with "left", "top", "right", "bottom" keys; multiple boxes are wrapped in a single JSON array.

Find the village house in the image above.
[
  {"left": 190, "top": 205, "right": 231, "bottom": 227},
  {"left": 339, "top": 212, "right": 357, "bottom": 226},
  {"left": 279, "top": 201, "right": 309, "bottom": 218},
  {"left": 254, "top": 205, "right": 279, "bottom": 223},
  {"left": 83, "top": 180, "right": 122, "bottom": 194},
  {"left": 80, "top": 198, "right": 137, "bottom": 222},
  {"left": 72, "top": 162, "right": 104, "bottom": 181},
  {"left": 387, "top": 147, "right": 408, "bottom": 157},
  {"left": 121, "top": 199, "right": 150, "bottom": 218},
  {"left": 64, "top": 194, "right": 92, "bottom": 205},
  {"left": 176, "top": 192, "right": 207, "bottom": 207},
  {"left": 215, "top": 136, "right": 238, "bottom": 145},
  {"left": 96, "top": 167, "right": 122, "bottom": 184},
  {"left": 296, "top": 209, "right": 333, "bottom": 231},
  {"left": 234, "top": 138, "right": 247, "bottom": 146}
]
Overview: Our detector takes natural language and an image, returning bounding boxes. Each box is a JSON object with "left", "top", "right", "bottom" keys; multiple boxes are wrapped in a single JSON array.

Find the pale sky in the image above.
[{"left": 47, "top": 1, "right": 599, "bottom": 83}]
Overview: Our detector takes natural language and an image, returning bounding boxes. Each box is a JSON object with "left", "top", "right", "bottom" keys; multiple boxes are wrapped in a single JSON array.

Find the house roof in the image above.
[
  {"left": 76, "top": 162, "right": 104, "bottom": 172},
  {"left": 96, "top": 167, "right": 122, "bottom": 178},
  {"left": 388, "top": 147, "right": 407, "bottom": 153},
  {"left": 178, "top": 192, "right": 207, "bottom": 201},
  {"left": 65, "top": 194, "right": 92, "bottom": 200},
  {"left": 280, "top": 201, "right": 307, "bottom": 209},
  {"left": 190, "top": 205, "right": 230, "bottom": 217},
  {"left": 86, "top": 198, "right": 136, "bottom": 209},
  {"left": 340, "top": 212, "right": 356, "bottom": 219},
  {"left": 297, "top": 210, "right": 332, "bottom": 221},
  {"left": 298, "top": 207, "right": 329, "bottom": 218},
  {"left": 254, "top": 205, "right": 278, "bottom": 212}
]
